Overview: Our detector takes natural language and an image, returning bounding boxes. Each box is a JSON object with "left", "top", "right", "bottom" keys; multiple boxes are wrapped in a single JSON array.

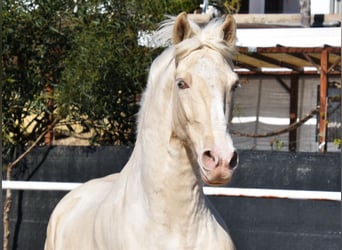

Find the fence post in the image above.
[
  {"left": 319, "top": 49, "right": 328, "bottom": 152},
  {"left": 289, "top": 75, "right": 299, "bottom": 151}
]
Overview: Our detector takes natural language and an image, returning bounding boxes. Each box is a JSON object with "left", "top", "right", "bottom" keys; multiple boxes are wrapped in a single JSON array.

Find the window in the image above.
[
  {"left": 265, "top": 0, "right": 283, "bottom": 13},
  {"left": 239, "top": 0, "right": 249, "bottom": 13}
]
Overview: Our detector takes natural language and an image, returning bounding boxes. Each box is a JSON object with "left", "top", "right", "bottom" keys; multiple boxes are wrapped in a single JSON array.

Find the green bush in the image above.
[{"left": 2, "top": 0, "right": 200, "bottom": 162}]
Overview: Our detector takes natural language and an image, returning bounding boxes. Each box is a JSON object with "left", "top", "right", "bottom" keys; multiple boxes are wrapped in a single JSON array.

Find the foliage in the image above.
[
  {"left": 269, "top": 138, "right": 285, "bottom": 151},
  {"left": 212, "top": 0, "right": 241, "bottom": 14},
  {"left": 333, "top": 138, "right": 341, "bottom": 149},
  {"left": 2, "top": 0, "right": 201, "bottom": 162},
  {"left": 56, "top": 0, "right": 199, "bottom": 145},
  {"left": 2, "top": 0, "right": 74, "bottom": 162}
]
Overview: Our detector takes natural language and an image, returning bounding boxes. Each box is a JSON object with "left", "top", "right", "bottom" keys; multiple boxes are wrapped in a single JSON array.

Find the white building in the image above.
[
  {"left": 241, "top": 0, "right": 341, "bottom": 15},
  {"left": 228, "top": 1, "right": 341, "bottom": 152}
]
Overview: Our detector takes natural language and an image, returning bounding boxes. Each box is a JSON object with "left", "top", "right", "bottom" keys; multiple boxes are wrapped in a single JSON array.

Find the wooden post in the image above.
[
  {"left": 289, "top": 75, "right": 299, "bottom": 151},
  {"left": 319, "top": 49, "right": 328, "bottom": 152},
  {"left": 44, "top": 81, "right": 54, "bottom": 146}
]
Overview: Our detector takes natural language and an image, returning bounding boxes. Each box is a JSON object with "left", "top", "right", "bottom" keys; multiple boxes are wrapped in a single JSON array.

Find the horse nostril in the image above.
[
  {"left": 202, "top": 150, "right": 219, "bottom": 168},
  {"left": 204, "top": 150, "right": 217, "bottom": 162},
  {"left": 229, "top": 151, "right": 238, "bottom": 169}
]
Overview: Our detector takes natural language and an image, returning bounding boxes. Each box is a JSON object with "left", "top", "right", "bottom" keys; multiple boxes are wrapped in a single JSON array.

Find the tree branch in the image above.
[{"left": 3, "top": 117, "right": 59, "bottom": 250}]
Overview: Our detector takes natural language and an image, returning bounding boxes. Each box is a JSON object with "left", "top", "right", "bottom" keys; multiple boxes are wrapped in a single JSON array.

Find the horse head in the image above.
[{"left": 170, "top": 12, "right": 239, "bottom": 186}]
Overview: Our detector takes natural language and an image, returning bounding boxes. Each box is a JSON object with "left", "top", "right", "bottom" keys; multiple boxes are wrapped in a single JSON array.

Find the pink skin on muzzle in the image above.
[{"left": 200, "top": 149, "right": 238, "bottom": 185}]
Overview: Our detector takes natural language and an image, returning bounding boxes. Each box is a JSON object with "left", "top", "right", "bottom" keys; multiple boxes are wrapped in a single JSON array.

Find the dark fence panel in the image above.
[{"left": 2, "top": 146, "right": 341, "bottom": 250}]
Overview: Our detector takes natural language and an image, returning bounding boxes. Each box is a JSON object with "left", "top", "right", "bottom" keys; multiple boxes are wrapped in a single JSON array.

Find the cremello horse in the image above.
[{"left": 45, "top": 12, "right": 239, "bottom": 250}]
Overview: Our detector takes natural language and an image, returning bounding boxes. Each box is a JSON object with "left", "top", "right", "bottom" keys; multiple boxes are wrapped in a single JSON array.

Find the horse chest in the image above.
[{"left": 121, "top": 204, "right": 232, "bottom": 249}]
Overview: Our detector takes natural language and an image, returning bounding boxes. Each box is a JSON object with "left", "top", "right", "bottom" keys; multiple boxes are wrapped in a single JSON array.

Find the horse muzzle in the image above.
[{"left": 199, "top": 149, "right": 238, "bottom": 186}]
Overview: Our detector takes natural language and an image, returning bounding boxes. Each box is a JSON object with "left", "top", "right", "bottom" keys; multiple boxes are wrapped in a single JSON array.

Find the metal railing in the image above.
[{"left": 2, "top": 180, "right": 340, "bottom": 201}]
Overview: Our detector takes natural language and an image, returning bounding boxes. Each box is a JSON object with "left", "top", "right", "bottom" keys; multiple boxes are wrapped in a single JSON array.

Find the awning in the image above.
[
  {"left": 233, "top": 26, "right": 341, "bottom": 152},
  {"left": 234, "top": 27, "right": 341, "bottom": 75}
]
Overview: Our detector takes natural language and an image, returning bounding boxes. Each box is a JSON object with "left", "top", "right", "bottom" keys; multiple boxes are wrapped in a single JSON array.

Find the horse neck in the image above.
[
  {"left": 127, "top": 55, "right": 207, "bottom": 218},
  {"left": 131, "top": 129, "right": 207, "bottom": 223}
]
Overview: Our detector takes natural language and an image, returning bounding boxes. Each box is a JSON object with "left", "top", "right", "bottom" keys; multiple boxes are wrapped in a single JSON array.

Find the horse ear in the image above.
[
  {"left": 173, "top": 12, "right": 193, "bottom": 45},
  {"left": 221, "top": 15, "right": 236, "bottom": 45}
]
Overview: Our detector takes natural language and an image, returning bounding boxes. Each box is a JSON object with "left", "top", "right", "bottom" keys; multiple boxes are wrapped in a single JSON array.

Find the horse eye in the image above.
[
  {"left": 231, "top": 80, "right": 241, "bottom": 92},
  {"left": 177, "top": 80, "right": 189, "bottom": 89}
]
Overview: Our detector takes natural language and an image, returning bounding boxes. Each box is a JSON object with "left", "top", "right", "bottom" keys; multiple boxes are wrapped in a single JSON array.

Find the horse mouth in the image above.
[{"left": 199, "top": 166, "right": 233, "bottom": 186}]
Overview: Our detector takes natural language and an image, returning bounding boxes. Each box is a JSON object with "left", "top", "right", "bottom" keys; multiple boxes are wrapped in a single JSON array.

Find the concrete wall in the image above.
[{"left": 2, "top": 146, "right": 341, "bottom": 250}]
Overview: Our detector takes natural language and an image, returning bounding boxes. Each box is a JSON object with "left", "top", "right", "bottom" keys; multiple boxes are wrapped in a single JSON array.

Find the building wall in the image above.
[
  {"left": 312, "top": 0, "right": 342, "bottom": 14},
  {"left": 246, "top": 0, "right": 340, "bottom": 14},
  {"left": 283, "top": 0, "right": 300, "bottom": 13}
]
